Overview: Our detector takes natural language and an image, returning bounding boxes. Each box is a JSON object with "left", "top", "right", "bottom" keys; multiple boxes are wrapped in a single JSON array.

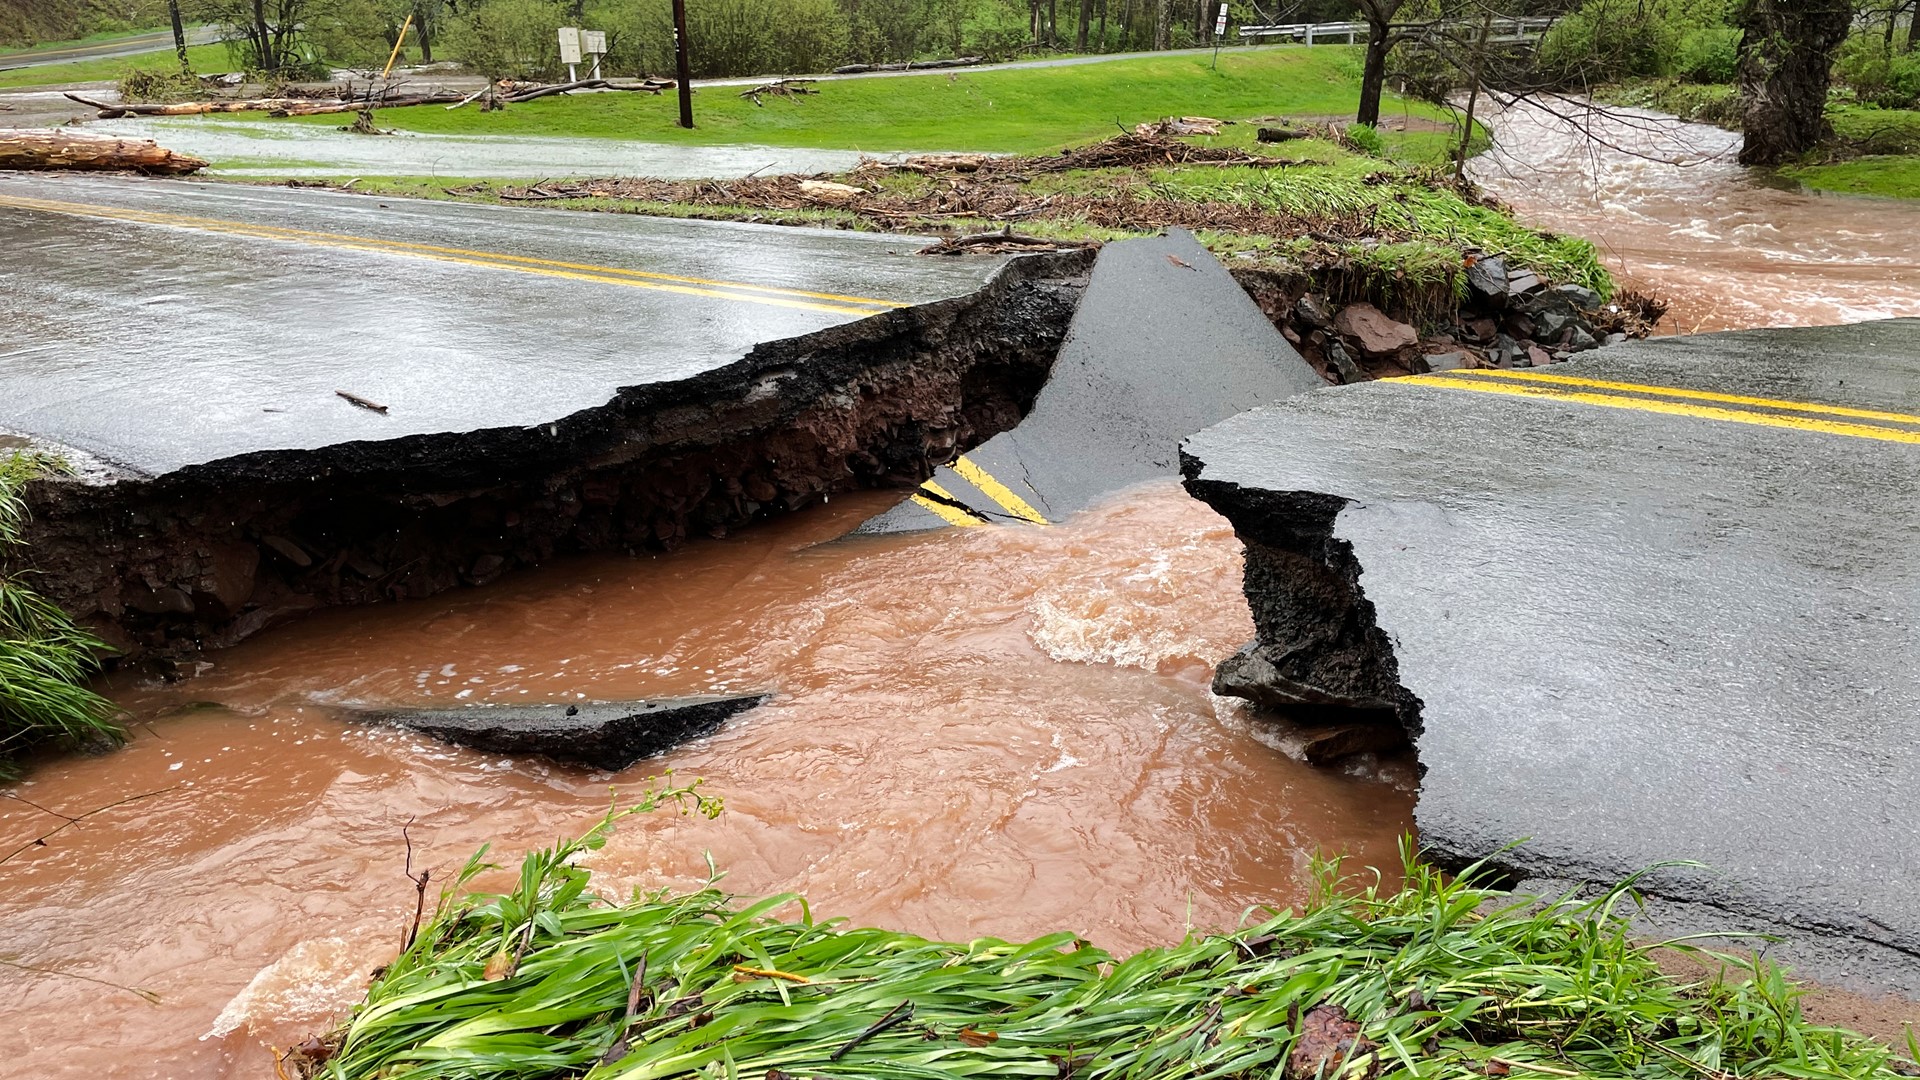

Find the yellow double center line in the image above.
[
  {"left": 0, "top": 193, "right": 909, "bottom": 317},
  {"left": 910, "top": 454, "right": 1050, "bottom": 528},
  {"left": 1404, "top": 368, "right": 1920, "bottom": 446}
]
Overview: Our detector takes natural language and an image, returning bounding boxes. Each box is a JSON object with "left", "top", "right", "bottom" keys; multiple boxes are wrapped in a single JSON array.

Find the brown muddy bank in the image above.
[{"left": 16, "top": 250, "right": 1092, "bottom": 664}]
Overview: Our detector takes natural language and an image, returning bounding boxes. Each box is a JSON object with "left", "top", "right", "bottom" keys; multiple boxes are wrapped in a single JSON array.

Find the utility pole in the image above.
[
  {"left": 671, "top": 0, "right": 694, "bottom": 127},
  {"left": 167, "top": 0, "right": 190, "bottom": 76}
]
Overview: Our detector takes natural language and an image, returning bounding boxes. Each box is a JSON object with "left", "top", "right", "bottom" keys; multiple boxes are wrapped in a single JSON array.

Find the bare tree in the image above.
[
  {"left": 1734, "top": 0, "right": 1853, "bottom": 165},
  {"left": 1353, "top": 0, "right": 1411, "bottom": 126}
]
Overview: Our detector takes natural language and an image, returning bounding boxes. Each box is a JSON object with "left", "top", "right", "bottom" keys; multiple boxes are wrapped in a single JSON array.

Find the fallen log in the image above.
[
  {"left": 65, "top": 90, "right": 468, "bottom": 119},
  {"left": 0, "top": 129, "right": 207, "bottom": 175},
  {"left": 832, "top": 55, "right": 982, "bottom": 74},
  {"left": 500, "top": 77, "right": 674, "bottom": 104}
]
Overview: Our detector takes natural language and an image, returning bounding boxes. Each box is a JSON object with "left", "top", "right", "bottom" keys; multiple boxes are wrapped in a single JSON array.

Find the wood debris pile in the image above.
[
  {"left": 62, "top": 76, "right": 674, "bottom": 120},
  {"left": 739, "top": 79, "right": 818, "bottom": 106}
]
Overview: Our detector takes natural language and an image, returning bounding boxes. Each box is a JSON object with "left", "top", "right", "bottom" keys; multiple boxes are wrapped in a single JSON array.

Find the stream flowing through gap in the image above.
[
  {"left": 0, "top": 482, "right": 1416, "bottom": 1079},
  {"left": 1466, "top": 96, "right": 1920, "bottom": 332},
  {"left": 9, "top": 99, "right": 1918, "bottom": 1080}
]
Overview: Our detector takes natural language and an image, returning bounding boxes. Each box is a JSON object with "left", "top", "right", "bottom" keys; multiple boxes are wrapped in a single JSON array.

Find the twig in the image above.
[
  {"left": 0, "top": 957, "right": 162, "bottom": 1004},
  {"left": 830, "top": 999, "right": 914, "bottom": 1061},
  {"left": 336, "top": 389, "right": 389, "bottom": 414},
  {"left": 401, "top": 817, "right": 431, "bottom": 952},
  {"left": 600, "top": 953, "right": 650, "bottom": 1065},
  {"left": 0, "top": 787, "right": 176, "bottom": 866}
]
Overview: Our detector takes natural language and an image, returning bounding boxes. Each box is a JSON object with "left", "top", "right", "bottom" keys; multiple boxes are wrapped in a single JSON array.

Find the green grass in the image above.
[
  {"left": 259, "top": 48, "right": 1454, "bottom": 156},
  {"left": 0, "top": 24, "right": 174, "bottom": 58},
  {"left": 317, "top": 794, "right": 1910, "bottom": 1080},
  {"left": 0, "top": 41, "right": 233, "bottom": 89},
  {"left": 1783, "top": 155, "right": 1920, "bottom": 199},
  {"left": 0, "top": 453, "right": 122, "bottom": 776}
]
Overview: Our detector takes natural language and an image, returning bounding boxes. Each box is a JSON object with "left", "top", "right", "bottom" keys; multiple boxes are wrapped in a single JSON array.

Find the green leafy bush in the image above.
[
  {"left": 0, "top": 453, "right": 121, "bottom": 777},
  {"left": 1537, "top": 0, "right": 1735, "bottom": 86},
  {"left": 1344, "top": 121, "right": 1385, "bottom": 155},
  {"left": 1835, "top": 34, "right": 1920, "bottom": 110},
  {"left": 1672, "top": 26, "right": 1740, "bottom": 84}
]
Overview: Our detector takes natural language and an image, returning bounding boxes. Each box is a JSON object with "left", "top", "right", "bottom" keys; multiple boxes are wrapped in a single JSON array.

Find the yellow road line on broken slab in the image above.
[
  {"left": 1403, "top": 372, "right": 1920, "bottom": 446},
  {"left": 0, "top": 193, "right": 908, "bottom": 316},
  {"left": 951, "top": 455, "right": 1049, "bottom": 525},
  {"left": 911, "top": 481, "right": 987, "bottom": 528},
  {"left": 1446, "top": 368, "right": 1920, "bottom": 428}
]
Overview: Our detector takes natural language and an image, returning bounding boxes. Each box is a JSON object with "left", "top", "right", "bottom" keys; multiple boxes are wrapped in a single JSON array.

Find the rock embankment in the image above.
[{"left": 1236, "top": 255, "right": 1659, "bottom": 385}]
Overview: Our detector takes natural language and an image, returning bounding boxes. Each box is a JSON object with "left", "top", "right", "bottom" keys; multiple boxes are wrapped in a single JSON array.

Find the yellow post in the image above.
[{"left": 381, "top": 13, "right": 415, "bottom": 81}]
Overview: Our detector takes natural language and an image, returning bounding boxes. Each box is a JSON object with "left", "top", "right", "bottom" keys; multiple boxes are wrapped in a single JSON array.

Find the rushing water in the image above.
[
  {"left": 1467, "top": 96, "right": 1920, "bottom": 332},
  {"left": 0, "top": 483, "right": 1414, "bottom": 1079}
]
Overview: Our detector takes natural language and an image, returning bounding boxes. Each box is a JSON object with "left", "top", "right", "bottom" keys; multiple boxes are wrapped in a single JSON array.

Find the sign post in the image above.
[
  {"left": 557, "top": 26, "right": 582, "bottom": 82},
  {"left": 1211, "top": 3, "right": 1229, "bottom": 68},
  {"left": 582, "top": 29, "right": 606, "bottom": 80}
]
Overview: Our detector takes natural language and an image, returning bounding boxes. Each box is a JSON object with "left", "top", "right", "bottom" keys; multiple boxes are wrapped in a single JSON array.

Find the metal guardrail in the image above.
[{"left": 1238, "top": 16, "right": 1554, "bottom": 45}]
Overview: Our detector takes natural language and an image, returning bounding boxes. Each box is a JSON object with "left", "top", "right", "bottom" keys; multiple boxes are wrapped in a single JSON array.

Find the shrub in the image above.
[
  {"left": 1835, "top": 33, "right": 1920, "bottom": 109},
  {"left": 1344, "top": 121, "right": 1385, "bottom": 155},
  {"left": 1672, "top": 25, "right": 1740, "bottom": 83},
  {"left": 0, "top": 454, "right": 121, "bottom": 777},
  {"left": 1536, "top": 0, "right": 1735, "bottom": 87},
  {"left": 443, "top": 0, "right": 567, "bottom": 81}
]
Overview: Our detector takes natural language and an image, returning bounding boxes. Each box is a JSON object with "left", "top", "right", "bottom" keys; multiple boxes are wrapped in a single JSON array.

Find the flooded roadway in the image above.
[
  {"left": 0, "top": 482, "right": 1414, "bottom": 1079},
  {"left": 1467, "top": 96, "right": 1920, "bottom": 332}
]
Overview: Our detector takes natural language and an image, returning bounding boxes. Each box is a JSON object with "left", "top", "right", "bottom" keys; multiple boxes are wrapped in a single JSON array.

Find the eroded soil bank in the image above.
[{"left": 15, "top": 250, "right": 1090, "bottom": 664}]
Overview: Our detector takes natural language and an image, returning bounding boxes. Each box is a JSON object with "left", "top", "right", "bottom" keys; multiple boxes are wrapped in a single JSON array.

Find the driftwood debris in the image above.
[
  {"left": 831, "top": 55, "right": 982, "bottom": 74},
  {"left": 740, "top": 78, "right": 818, "bottom": 106},
  {"left": 62, "top": 89, "right": 467, "bottom": 119},
  {"left": 1134, "top": 115, "right": 1227, "bottom": 137},
  {"left": 0, "top": 128, "right": 207, "bottom": 175},
  {"left": 916, "top": 230, "right": 1084, "bottom": 256},
  {"left": 336, "top": 390, "right": 390, "bottom": 414}
]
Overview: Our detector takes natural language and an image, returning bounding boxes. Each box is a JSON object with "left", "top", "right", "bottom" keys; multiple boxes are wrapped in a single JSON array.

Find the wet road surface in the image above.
[
  {"left": 0, "top": 25, "right": 219, "bottom": 70},
  {"left": 0, "top": 173, "right": 1008, "bottom": 476},
  {"left": 1183, "top": 317, "right": 1920, "bottom": 993}
]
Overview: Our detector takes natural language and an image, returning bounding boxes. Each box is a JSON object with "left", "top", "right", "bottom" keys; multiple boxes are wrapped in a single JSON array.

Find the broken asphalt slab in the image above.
[
  {"left": 352, "top": 694, "right": 770, "bottom": 770},
  {"left": 1182, "top": 318, "right": 1920, "bottom": 993},
  {"left": 0, "top": 174, "right": 1093, "bottom": 657},
  {"left": 859, "top": 228, "right": 1324, "bottom": 532}
]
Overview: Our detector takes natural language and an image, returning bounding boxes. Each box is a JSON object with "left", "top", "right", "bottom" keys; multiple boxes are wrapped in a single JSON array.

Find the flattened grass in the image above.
[{"left": 318, "top": 797, "right": 1909, "bottom": 1080}]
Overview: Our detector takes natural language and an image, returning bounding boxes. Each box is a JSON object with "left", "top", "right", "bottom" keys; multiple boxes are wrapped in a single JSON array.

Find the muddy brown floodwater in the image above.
[
  {"left": 1468, "top": 97, "right": 1920, "bottom": 332},
  {"left": 0, "top": 481, "right": 1415, "bottom": 1079}
]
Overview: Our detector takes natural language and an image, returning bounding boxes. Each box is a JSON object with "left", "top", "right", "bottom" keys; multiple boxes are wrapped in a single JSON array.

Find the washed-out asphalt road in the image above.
[
  {"left": 1183, "top": 319, "right": 1920, "bottom": 994},
  {"left": 0, "top": 173, "right": 1011, "bottom": 476}
]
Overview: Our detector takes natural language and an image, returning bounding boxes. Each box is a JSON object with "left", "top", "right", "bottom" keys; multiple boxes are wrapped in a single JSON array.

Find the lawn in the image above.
[
  {"left": 266, "top": 47, "right": 1457, "bottom": 157},
  {"left": 0, "top": 41, "right": 233, "bottom": 89},
  {"left": 1784, "top": 155, "right": 1920, "bottom": 199},
  {"left": 0, "top": 24, "right": 171, "bottom": 58}
]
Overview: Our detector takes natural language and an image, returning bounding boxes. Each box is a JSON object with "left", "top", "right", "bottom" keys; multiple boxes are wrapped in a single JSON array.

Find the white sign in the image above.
[
  {"left": 1214, "top": 3, "right": 1229, "bottom": 35},
  {"left": 557, "top": 26, "right": 582, "bottom": 65},
  {"left": 582, "top": 29, "right": 607, "bottom": 55}
]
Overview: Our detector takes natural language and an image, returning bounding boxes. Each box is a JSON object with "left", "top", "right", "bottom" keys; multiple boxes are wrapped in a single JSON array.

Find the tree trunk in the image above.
[
  {"left": 1154, "top": 0, "right": 1170, "bottom": 50},
  {"left": 251, "top": 0, "right": 276, "bottom": 71},
  {"left": 1735, "top": 0, "right": 1853, "bottom": 165},
  {"left": 1356, "top": 19, "right": 1390, "bottom": 125},
  {"left": 1908, "top": 2, "right": 1918, "bottom": 52},
  {"left": 167, "top": 0, "right": 190, "bottom": 76},
  {"left": 1077, "top": 0, "right": 1093, "bottom": 50},
  {"left": 0, "top": 129, "right": 208, "bottom": 174},
  {"left": 415, "top": 4, "right": 433, "bottom": 63},
  {"left": 1048, "top": 0, "right": 1058, "bottom": 45},
  {"left": 1098, "top": 0, "right": 1109, "bottom": 51}
]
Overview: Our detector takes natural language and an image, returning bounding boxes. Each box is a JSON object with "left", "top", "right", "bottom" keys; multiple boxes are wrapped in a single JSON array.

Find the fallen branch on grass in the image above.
[{"left": 740, "top": 78, "right": 818, "bottom": 106}]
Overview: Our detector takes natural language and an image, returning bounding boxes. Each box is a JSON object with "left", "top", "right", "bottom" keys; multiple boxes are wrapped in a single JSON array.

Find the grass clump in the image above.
[
  {"left": 0, "top": 452, "right": 121, "bottom": 776},
  {"left": 312, "top": 796, "right": 1907, "bottom": 1080}
]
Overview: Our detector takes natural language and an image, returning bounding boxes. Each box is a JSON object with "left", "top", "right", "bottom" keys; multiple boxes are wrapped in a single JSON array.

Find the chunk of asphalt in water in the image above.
[
  {"left": 357, "top": 695, "right": 769, "bottom": 770},
  {"left": 857, "top": 228, "right": 1324, "bottom": 533}
]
